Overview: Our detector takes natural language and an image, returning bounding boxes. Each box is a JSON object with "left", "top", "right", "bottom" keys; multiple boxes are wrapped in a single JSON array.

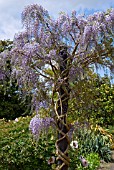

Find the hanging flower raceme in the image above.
[{"left": 29, "top": 114, "right": 54, "bottom": 140}]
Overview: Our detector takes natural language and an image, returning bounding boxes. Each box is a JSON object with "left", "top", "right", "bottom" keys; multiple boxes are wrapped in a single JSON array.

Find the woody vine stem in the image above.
[{"left": 52, "top": 47, "right": 70, "bottom": 170}]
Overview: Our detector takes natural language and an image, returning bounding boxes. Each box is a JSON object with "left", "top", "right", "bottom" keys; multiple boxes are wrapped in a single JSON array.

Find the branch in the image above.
[
  {"left": 69, "top": 32, "right": 76, "bottom": 44},
  {"left": 50, "top": 60, "right": 58, "bottom": 77},
  {"left": 77, "top": 50, "right": 112, "bottom": 68},
  {"left": 33, "top": 66, "right": 54, "bottom": 80},
  {"left": 72, "top": 42, "right": 79, "bottom": 57}
]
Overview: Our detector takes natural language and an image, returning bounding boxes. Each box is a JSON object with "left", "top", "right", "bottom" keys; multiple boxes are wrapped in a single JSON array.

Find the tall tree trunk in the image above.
[{"left": 55, "top": 47, "right": 70, "bottom": 170}]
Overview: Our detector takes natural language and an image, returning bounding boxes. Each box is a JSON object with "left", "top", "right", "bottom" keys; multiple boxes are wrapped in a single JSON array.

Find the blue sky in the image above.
[{"left": 0, "top": 0, "right": 114, "bottom": 40}]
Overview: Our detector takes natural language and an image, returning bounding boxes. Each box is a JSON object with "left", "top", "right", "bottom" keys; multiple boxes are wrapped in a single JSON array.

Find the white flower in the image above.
[
  {"left": 47, "top": 156, "right": 55, "bottom": 165},
  {"left": 15, "top": 118, "right": 19, "bottom": 122},
  {"left": 70, "top": 140, "right": 78, "bottom": 149}
]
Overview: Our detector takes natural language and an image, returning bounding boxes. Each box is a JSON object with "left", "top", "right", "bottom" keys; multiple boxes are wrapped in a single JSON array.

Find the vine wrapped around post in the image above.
[{"left": 54, "top": 46, "right": 70, "bottom": 170}]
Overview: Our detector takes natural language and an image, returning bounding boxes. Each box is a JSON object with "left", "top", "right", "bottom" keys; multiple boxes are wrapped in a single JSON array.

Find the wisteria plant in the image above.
[{"left": 0, "top": 4, "right": 114, "bottom": 170}]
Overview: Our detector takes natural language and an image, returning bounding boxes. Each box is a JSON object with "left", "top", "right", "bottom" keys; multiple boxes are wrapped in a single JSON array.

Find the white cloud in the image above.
[
  {"left": 0, "top": 16, "right": 22, "bottom": 40},
  {"left": 0, "top": 0, "right": 113, "bottom": 40}
]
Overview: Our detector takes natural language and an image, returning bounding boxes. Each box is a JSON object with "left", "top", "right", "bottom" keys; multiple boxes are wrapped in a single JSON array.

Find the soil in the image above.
[{"left": 97, "top": 150, "right": 114, "bottom": 170}]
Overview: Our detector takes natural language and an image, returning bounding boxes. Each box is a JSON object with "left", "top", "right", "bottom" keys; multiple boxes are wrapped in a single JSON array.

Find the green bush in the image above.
[
  {"left": 0, "top": 84, "right": 32, "bottom": 120},
  {"left": 77, "top": 153, "right": 100, "bottom": 170},
  {"left": 72, "top": 126, "right": 111, "bottom": 162},
  {"left": 0, "top": 116, "right": 112, "bottom": 170},
  {"left": 69, "top": 125, "right": 111, "bottom": 169},
  {"left": 69, "top": 151, "right": 100, "bottom": 170},
  {"left": 86, "top": 153, "right": 100, "bottom": 170},
  {"left": 0, "top": 116, "right": 55, "bottom": 170}
]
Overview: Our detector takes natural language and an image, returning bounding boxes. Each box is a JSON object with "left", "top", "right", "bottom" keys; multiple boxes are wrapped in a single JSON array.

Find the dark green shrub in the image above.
[
  {"left": 0, "top": 117, "right": 56, "bottom": 170},
  {"left": 0, "top": 83, "right": 32, "bottom": 120}
]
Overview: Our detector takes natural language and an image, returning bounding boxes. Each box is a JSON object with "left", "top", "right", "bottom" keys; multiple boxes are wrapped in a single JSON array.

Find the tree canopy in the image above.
[{"left": 0, "top": 5, "right": 113, "bottom": 107}]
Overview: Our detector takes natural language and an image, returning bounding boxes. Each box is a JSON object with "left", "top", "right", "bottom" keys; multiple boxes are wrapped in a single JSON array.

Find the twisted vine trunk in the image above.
[{"left": 55, "top": 47, "right": 70, "bottom": 170}]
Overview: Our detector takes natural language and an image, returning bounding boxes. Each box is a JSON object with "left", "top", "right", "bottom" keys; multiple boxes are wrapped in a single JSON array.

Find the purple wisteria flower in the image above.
[
  {"left": 0, "top": 72, "right": 5, "bottom": 80},
  {"left": 83, "top": 25, "right": 92, "bottom": 43},
  {"left": 29, "top": 114, "right": 54, "bottom": 140},
  {"left": 29, "top": 114, "right": 42, "bottom": 139},
  {"left": 42, "top": 117, "right": 54, "bottom": 130}
]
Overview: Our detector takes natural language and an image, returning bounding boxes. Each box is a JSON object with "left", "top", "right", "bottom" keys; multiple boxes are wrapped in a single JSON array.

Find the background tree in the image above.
[
  {"left": 0, "top": 40, "right": 31, "bottom": 120},
  {"left": 69, "top": 71, "right": 114, "bottom": 127},
  {"left": 94, "top": 75, "right": 114, "bottom": 127},
  {"left": 68, "top": 68, "right": 98, "bottom": 123},
  {"left": 1, "top": 5, "right": 114, "bottom": 170}
]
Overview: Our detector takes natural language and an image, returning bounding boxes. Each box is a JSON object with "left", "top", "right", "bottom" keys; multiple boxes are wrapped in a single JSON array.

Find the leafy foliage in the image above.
[
  {"left": 94, "top": 77, "right": 114, "bottom": 126},
  {"left": 0, "top": 40, "right": 31, "bottom": 120},
  {"left": 68, "top": 73, "right": 114, "bottom": 126},
  {"left": 0, "top": 116, "right": 56, "bottom": 170},
  {"left": 0, "top": 40, "right": 13, "bottom": 52},
  {"left": 72, "top": 125, "right": 111, "bottom": 162},
  {"left": 77, "top": 153, "right": 100, "bottom": 170},
  {"left": 0, "top": 116, "right": 112, "bottom": 170}
]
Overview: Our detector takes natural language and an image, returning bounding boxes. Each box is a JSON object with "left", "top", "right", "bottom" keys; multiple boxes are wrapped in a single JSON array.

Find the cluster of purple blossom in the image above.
[
  {"left": 0, "top": 71, "right": 5, "bottom": 80},
  {"left": 29, "top": 114, "right": 54, "bottom": 139},
  {"left": 14, "top": 5, "right": 114, "bottom": 61}
]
